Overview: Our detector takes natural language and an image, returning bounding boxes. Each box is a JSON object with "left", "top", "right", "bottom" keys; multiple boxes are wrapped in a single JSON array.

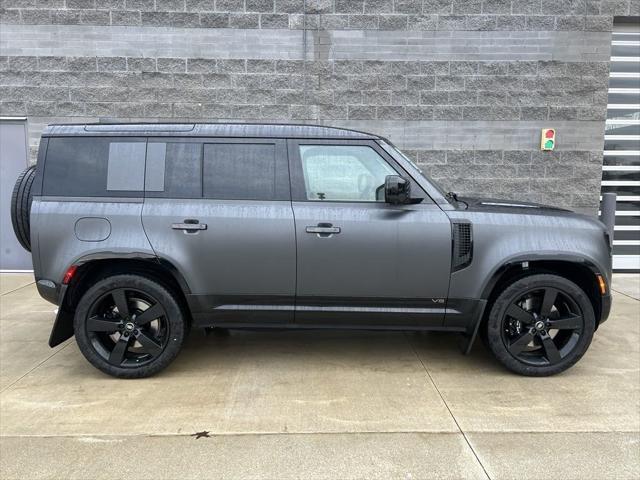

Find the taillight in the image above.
[{"left": 62, "top": 265, "right": 78, "bottom": 285}]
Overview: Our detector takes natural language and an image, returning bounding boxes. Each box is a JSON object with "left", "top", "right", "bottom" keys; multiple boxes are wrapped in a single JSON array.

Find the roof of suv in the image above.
[{"left": 43, "top": 123, "right": 379, "bottom": 139}]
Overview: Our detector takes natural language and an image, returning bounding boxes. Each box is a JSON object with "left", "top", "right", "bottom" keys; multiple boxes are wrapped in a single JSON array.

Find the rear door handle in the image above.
[
  {"left": 306, "top": 223, "right": 341, "bottom": 236},
  {"left": 172, "top": 220, "right": 207, "bottom": 233}
]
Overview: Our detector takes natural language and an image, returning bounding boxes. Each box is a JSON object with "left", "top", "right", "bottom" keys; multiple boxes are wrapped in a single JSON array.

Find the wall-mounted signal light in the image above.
[{"left": 541, "top": 128, "right": 555, "bottom": 151}]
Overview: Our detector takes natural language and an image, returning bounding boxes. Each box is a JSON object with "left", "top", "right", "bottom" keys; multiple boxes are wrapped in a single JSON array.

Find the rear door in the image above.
[
  {"left": 142, "top": 137, "right": 296, "bottom": 326},
  {"left": 288, "top": 139, "right": 452, "bottom": 327}
]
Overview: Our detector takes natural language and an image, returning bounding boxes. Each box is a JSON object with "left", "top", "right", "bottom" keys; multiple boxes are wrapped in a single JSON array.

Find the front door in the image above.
[
  {"left": 288, "top": 140, "right": 452, "bottom": 327},
  {"left": 142, "top": 138, "right": 296, "bottom": 326}
]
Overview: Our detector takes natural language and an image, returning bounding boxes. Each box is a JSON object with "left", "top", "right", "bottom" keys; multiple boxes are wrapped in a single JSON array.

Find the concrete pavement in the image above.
[
  {"left": 612, "top": 274, "right": 640, "bottom": 301},
  {"left": 0, "top": 273, "right": 639, "bottom": 479}
]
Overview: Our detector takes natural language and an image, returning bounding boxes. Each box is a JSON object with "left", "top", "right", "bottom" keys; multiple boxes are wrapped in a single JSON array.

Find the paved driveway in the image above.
[{"left": 1, "top": 273, "right": 638, "bottom": 479}]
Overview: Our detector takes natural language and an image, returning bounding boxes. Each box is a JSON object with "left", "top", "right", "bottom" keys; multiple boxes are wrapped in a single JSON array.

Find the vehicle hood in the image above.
[{"left": 457, "top": 196, "right": 572, "bottom": 214}]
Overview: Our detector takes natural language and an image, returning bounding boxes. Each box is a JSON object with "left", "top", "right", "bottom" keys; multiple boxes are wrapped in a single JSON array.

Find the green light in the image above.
[{"left": 544, "top": 140, "right": 554, "bottom": 149}]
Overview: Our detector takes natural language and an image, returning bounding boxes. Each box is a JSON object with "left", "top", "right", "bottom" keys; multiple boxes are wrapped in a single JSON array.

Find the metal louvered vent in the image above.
[
  {"left": 452, "top": 221, "right": 473, "bottom": 272},
  {"left": 601, "top": 21, "right": 640, "bottom": 272}
]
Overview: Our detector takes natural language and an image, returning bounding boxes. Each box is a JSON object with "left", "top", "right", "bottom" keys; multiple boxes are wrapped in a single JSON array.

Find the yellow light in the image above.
[{"left": 596, "top": 274, "right": 607, "bottom": 295}]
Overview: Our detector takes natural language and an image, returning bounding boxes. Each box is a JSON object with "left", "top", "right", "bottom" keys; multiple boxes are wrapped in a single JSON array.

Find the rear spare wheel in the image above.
[{"left": 10, "top": 165, "right": 36, "bottom": 252}]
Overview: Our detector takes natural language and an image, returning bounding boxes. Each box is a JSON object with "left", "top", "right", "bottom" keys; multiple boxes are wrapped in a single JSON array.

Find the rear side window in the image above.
[
  {"left": 43, "top": 137, "right": 146, "bottom": 197},
  {"left": 203, "top": 143, "right": 276, "bottom": 200},
  {"left": 145, "top": 140, "right": 287, "bottom": 200},
  {"left": 166, "top": 143, "right": 202, "bottom": 198},
  {"left": 145, "top": 142, "right": 202, "bottom": 198}
]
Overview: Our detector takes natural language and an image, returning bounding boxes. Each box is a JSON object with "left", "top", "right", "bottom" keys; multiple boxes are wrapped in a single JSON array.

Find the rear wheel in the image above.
[
  {"left": 485, "top": 274, "right": 595, "bottom": 376},
  {"left": 74, "top": 274, "right": 186, "bottom": 378}
]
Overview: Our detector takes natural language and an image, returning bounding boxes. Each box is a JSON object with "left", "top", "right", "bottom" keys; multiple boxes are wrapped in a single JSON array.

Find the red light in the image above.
[
  {"left": 545, "top": 129, "right": 555, "bottom": 138},
  {"left": 62, "top": 265, "right": 78, "bottom": 285}
]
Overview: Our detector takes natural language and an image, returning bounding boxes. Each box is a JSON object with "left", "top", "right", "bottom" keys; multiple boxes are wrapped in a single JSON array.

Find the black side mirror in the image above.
[{"left": 384, "top": 175, "right": 411, "bottom": 205}]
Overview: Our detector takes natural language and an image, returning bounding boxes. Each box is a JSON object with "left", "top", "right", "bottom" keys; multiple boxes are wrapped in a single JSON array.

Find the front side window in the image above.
[{"left": 299, "top": 145, "right": 397, "bottom": 202}]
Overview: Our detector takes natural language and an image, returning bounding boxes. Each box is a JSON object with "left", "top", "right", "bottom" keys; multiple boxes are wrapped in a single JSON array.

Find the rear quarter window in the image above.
[{"left": 43, "top": 137, "right": 146, "bottom": 197}]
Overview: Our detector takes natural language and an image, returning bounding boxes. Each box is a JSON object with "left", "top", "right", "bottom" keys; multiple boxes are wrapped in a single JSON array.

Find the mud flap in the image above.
[
  {"left": 48, "top": 307, "right": 75, "bottom": 347},
  {"left": 458, "top": 300, "right": 487, "bottom": 355}
]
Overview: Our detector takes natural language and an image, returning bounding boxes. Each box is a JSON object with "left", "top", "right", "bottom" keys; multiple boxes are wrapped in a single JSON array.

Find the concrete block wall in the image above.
[{"left": 2, "top": 1, "right": 637, "bottom": 212}]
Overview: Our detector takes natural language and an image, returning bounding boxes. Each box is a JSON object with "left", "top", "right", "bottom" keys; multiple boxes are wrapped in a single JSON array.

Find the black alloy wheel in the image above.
[
  {"left": 74, "top": 274, "right": 186, "bottom": 378},
  {"left": 86, "top": 288, "right": 169, "bottom": 368},
  {"left": 485, "top": 274, "right": 596, "bottom": 376},
  {"left": 501, "top": 287, "right": 583, "bottom": 366}
]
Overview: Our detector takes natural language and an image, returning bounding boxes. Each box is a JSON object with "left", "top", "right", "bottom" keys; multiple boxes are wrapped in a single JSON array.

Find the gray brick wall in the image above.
[{"left": 1, "top": 1, "right": 632, "bottom": 213}]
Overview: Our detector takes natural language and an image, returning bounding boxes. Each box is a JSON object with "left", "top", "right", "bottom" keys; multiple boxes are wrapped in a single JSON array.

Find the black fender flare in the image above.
[
  {"left": 460, "top": 253, "right": 609, "bottom": 355},
  {"left": 48, "top": 253, "right": 192, "bottom": 347}
]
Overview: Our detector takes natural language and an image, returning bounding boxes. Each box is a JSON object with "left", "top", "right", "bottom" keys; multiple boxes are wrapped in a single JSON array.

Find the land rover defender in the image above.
[{"left": 11, "top": 123, "right": 613, "bottom": 378}]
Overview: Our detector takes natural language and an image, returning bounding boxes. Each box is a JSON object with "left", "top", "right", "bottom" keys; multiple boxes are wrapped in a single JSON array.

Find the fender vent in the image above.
[{"left": 452, "top": 221, "right": 473, "bottom": 272}]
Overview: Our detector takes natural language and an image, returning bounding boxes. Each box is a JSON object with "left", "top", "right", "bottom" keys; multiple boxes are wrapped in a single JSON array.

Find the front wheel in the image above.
[
  {"left": 74, "top": 274, "right": 186, "bottom": 378},
  {"left": 485, "top": 274, "right": 596, "bottom": 376}
]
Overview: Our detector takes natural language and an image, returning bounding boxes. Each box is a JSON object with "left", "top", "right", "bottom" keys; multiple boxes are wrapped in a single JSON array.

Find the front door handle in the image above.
[{"left": 306, "top": 223, "right": 341, "bottom": 236}]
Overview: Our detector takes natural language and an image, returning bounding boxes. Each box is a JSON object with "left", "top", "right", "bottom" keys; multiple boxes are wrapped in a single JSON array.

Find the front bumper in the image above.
[{"left": 599, "top": 292, "right": 612, "bottom": 325}]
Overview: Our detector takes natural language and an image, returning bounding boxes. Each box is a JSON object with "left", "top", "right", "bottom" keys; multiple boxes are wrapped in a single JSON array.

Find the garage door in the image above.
[{"left": 0, "top": 119, "right": 32, "bottom": 271}]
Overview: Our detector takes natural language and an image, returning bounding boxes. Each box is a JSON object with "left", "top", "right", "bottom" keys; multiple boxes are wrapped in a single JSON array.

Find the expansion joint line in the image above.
[{"left": 404, "top": 333, "right": 492, "bottom": 480}]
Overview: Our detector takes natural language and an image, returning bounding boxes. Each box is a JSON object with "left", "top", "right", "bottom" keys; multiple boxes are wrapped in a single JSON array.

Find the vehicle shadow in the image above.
[{"left": 170, "top": 327, "right": 501, "bottom": 375}]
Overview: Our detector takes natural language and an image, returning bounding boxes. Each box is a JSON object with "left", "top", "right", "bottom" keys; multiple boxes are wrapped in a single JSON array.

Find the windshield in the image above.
[{"left": 378, "top": 140, "right": 449, "bottom": 199}]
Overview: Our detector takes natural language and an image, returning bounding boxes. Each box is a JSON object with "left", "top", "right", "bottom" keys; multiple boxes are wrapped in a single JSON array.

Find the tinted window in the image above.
[
  {"left": 164, "top": 143, "right": 202, "bottom": 198},
  {"left": 43, "top": 137, "right": 146, "bottom": 197},
  {"left": 144, "top": 142, "right": 166, "bottom": 192},
  {"left": 299, "top": 145, "right": 396, "bottom": 202},
  {"left": 203, "top": 143, "right": 276, "bottom": 200},
  {"left": 144, "top": 142, "right": 202, "bottom": 198}
]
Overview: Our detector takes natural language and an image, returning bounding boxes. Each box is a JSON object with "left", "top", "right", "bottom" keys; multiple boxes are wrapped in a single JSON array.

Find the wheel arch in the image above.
[
  {"left": 461, "top": 255, "right": 608, "bottom": 355},
  {"left": 49, "top": 255, "right": 192, "bottom": 347},
  {"left": 480, "top": 257, "right": 605, "bottom": 327}
]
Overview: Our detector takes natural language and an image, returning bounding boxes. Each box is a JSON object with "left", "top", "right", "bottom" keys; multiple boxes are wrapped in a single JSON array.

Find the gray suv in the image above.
[{"left": 11, "top": 123, "right": 613, "bottom": 378}]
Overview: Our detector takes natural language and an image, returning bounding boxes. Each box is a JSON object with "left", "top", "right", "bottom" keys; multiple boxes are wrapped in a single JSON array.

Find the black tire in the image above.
[
  {"left": 74, "top": 274, "right": 186, "bottom": 379},
  {"left": 10, "top": 165, "right": 36, "bottom": 252},
  {"left": 485, "top": 274, "right": 595, "bottom": 376}
]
